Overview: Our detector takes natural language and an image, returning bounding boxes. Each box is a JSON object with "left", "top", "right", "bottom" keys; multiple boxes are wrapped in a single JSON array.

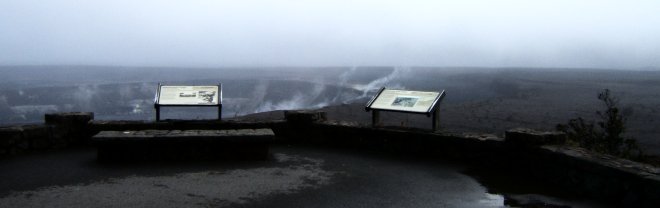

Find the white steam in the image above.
[
  {"left": 251, "top": 66, "right": 409, "bottom": 114},
  {"left": 254, "top": 77, "right": 327, "bottom": 113},
  {"left": 73, "top": 84, "right": 98, "bottom": 111},
  {"left": 351, "top": 66, "right": 409, "bottom": 99}
]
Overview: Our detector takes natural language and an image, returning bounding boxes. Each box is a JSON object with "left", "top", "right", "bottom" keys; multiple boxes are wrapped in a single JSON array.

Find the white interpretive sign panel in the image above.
[
  {"left": 365, "top": 88, "right": 446, "bottom": 130},
  {"left": 157, "top": 85, "right": 219, "bottom": 105},
  {"left": 367, "top": 89, "right": 444, "bottom": 113}
]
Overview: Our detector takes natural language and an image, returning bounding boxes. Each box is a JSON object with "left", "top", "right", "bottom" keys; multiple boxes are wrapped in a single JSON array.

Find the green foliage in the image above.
[{"left": 556, "top": 89, "right": 644, "bottom": 160}]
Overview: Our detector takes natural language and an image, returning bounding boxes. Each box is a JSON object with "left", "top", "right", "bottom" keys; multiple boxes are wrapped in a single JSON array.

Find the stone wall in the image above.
[
  {"left": 280, "top": 111, "right": 660, "bottom": 207},
  {"left": 0, "top": 112, "right": 93, "bottom": 157},
  {"left": 1, "top": 110, "right": 659, "bottom": 207}
]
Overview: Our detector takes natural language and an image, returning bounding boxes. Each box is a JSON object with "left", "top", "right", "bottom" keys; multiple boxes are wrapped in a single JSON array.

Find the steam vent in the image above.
[{"left": 0, "top": 110, "right": 657, "bottom": 208}]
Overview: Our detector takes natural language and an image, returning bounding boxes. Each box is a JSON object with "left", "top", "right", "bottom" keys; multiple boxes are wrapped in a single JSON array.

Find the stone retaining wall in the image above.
[
  {"left": 0, "top": 112, "right": 93, "bottom": 156},
  {"left": 1, "top": 111, "right": 659, "bottom": 207},
  {"left": 280, "top": 111, "right": 660, "bottom": 207}
]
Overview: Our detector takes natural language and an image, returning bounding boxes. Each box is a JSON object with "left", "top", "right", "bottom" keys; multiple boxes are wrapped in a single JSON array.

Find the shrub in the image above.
[{"left": 556, "top": 89, "right": 643, "bottom": 160}]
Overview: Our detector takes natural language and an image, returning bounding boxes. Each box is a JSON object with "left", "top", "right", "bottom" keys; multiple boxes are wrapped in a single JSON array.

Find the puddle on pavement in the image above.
[{"left": 464, "top": 166, "right": 611, "bottom": 208}]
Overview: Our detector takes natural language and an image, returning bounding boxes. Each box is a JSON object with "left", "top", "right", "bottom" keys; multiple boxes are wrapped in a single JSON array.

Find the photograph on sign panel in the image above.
[
  {"left": 199, "top": 91, "right": 216, "bottom": 103},
  {"left": 391, "top": 96, "right": 419, "bottom": 107}
]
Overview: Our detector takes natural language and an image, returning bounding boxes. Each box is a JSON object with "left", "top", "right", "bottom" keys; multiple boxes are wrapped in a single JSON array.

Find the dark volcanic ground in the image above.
[{"left": 2, "top": 66, "right": 660, "bottom": 154}]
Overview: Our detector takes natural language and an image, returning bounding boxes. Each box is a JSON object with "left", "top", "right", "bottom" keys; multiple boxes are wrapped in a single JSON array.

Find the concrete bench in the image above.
[{"left": 92, "top": 129, "right": 274, "bottom": 162}]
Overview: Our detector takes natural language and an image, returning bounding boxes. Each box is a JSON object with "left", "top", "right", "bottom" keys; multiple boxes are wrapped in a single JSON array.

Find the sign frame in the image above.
[
  {"left": 365, "top": 87, "right": 446, "bottom": 130},
  {"left": 154, "top": 83, "right": 223, "bottom": 121}
]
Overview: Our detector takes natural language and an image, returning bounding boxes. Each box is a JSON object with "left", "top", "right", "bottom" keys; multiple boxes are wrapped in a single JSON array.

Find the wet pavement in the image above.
[{"left": 0, "top": 145, "right": 606, "bottom": 207}]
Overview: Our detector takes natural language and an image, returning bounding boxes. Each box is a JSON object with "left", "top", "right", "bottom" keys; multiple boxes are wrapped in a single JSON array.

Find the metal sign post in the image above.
[
  {"left": 432, "top": 102, "right": 441, "bottom": 131},
  {"left": 365, "top": 87, "right": 446, "bottom": 131},
  {"left": 154, "top": 83, "right": 223, "bottom": 121}
]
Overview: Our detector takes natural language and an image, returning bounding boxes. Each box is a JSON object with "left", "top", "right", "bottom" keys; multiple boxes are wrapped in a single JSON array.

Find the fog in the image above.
[{"left": 1, "top": 0, "right": 659, "bottom": 69}]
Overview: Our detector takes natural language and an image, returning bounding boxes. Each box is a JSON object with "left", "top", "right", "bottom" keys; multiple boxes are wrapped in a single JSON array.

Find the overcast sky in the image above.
[{"left": 1, "top": 0, "right": 659, "bottom": 69}]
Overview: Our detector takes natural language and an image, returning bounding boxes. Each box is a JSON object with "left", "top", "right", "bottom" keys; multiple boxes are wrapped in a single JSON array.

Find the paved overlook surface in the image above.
[{"left": 0, "top": 145, "right": 605, "bottom": 208}]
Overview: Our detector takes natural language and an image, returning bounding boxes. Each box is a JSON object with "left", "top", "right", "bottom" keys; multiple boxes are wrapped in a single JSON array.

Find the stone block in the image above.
[
  {"left": 92, "top": 128, "right": 275, "bottom": 162},
  {"left": 0, "top": 127, "right": 22, "bottom": 147},
  {"left": 21, "top": 125, "right": 52, "bottom": 150},
  {"left": 13, "top": 133, "right": 29, "bottom": 152},
  {"left": 0, "top": 127, "right": 25, "bottom": 156},
  {"left": 89, "top": 120, "right": 160, "bottom": 133},
  {"left": 45, "top": 112, "right": 94, "bottom": 145},
  {"left": 505, "top": 128, "right": 566, "bottom": 146}
]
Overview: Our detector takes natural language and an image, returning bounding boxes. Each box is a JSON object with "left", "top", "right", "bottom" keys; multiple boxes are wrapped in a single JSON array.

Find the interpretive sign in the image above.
[
  {"left": 366, "top": 88, "right": 446, "bottom": 130},
  {"left": 367, "top": 89, "right": 443, "bottom": 113},
  {"left": 154, "top": 84, "right": 223, "bottom": 121},
  {"left": 157, "top": 85, "right": 219, "bottom": 105}
]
